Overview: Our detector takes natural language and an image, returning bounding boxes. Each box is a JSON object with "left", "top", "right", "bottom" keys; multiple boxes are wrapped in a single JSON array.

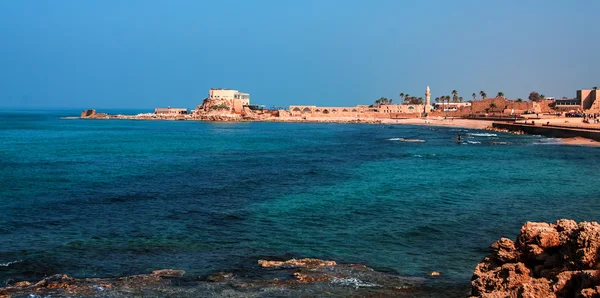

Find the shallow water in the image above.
[{"left": 1, "top": 110, "right": 600, "bottom": 295}]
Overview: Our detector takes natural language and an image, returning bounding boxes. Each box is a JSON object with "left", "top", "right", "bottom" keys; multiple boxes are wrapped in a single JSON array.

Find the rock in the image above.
[
  {"left": 13, "top": 281, "right": 31, "bottom": 288},
  {"left": 0, "top": 262, "right": 418, "bottom": 297},
  {"left": 151, "top": 269, "right": 185, "bottom": 278},
  {"left": 81, "top": 109, "right": 96, "bottom": 118},
  {"left": 207, "top": 272, "right": 234, "bottom": 282},
  {"left": 80, "top": 110, "right": 108, "bottom": 119},
  {"left": 574, "top": 222, "right": 600, "bottom": 269},
  {"left": 293, "top": 272, "right": 332, "bottom": 283},
  {"left": 258, "top": 258, "right": 337, "bottom": 268},
  {"left": 428, "top": 271, "right": 441, "bottom": 276},
  {"left": 490, "top": 238, "right": 520, "bottom": 263},
  {"left": 580, "top": 286, "right": 600, "bottom": 297},
  {"left": 472, "top": 219, "right": 600, "bottom": 297}
]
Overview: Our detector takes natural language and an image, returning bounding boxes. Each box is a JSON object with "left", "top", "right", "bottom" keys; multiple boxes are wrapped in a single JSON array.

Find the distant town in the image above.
[{"left": 81, "top": 86, "right": 600, "bottom": 122}]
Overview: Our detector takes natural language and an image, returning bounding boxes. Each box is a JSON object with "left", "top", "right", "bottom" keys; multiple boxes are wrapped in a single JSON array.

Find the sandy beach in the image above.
[{"left": 558, "top": 137, "right": 600, "bottom": 146}]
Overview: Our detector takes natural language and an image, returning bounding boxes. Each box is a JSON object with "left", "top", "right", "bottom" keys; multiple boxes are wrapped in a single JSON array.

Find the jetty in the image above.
[{"left": 492, "top": 122, "right": 600, "bottom": 142}]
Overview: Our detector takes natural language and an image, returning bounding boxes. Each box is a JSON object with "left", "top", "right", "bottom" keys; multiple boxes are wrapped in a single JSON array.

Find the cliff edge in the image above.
[{"left": 471, "top": 219, "right": 600, "bottom": 297}]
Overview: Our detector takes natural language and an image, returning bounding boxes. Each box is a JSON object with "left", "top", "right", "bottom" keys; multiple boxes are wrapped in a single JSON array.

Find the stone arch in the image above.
[
  {"left": 331, "top": 109, "right": 338, "bottom": 113},
  {"left": 315, "top": 109, "right": 321, "bottom": 112},
  {"left": 302, "top": 107, "right": 312, "bottom": 113},
  {"left": 292, "top": 107, "right": 301, "bottom": 112},
  {"left": 322, "top": 109, "right": 330, "bottom": 114},
  {"left": 352, "top": 109, "right": 357, "bottom": 112},
  {"left": 342, "top": 109, "right": 348, "bottom": 112},
  {"left": 408, "top": 106, "right": 415, "bottom": 110}
]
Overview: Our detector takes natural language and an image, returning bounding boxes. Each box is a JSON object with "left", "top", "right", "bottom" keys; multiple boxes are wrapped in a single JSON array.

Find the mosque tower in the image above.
[{"left": 425, "top": 86, "right": 431, "bottom": 114}]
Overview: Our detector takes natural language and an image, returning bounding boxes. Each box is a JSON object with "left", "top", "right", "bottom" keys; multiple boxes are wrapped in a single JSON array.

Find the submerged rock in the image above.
[
  {"left": 0, "top": 259, "right": 424, "bottom": 297},
  {"left": 471, "top": 219, "right": 600, "bottom": 297}
]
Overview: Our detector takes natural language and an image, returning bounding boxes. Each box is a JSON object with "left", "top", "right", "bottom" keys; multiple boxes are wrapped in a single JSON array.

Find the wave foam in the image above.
[
  {"left": 467, "top": 141, "right": 481, "bottom": 144},
  {"left": 0, "top": 260, "right": 22, "bottom": 267},
  {"left": 331, "top": 277, "right": 378, "bottom": 287},
  {"left": 388, "top": 138, "right": 425, "bottom": 143},
  {"left": 469, "top": 133, "right": 497, "bottom": 137}
]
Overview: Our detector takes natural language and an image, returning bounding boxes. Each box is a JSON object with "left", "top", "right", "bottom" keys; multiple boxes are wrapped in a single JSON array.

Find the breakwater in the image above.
[{"left": 492, "top": 122, "right": 600, "bottom": 141}]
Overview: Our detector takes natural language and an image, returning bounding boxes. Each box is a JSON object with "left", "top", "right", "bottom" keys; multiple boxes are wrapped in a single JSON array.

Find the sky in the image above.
[{"left": 0, "top": 0, "right": 599, "bottom": 109}]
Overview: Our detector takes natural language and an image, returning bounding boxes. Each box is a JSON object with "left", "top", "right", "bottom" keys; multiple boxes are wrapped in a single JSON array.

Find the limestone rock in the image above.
[
  {"left": 152, "top": 269, "right": 185, "bottom": 278},
  {"left": 258, "top": 258, "right": 337, "bottom": 268},
  {"left": 471, "top": 219, "right": 600, "bottom": 297}
]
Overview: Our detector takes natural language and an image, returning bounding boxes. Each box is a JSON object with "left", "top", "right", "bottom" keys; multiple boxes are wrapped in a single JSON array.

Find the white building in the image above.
[{"left": 209, "top": 88, "right": 250, "bottom": 106}]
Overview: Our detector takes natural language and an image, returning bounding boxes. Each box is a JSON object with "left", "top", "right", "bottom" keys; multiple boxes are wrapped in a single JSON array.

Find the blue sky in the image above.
[{"left": 1, "top": 0, "right": 599, "bottom": 109}]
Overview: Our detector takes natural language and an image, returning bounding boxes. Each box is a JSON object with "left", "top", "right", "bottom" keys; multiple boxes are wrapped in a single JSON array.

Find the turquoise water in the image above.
[{"left": 1, "top": 110, "right": 600, "bottom": 295}]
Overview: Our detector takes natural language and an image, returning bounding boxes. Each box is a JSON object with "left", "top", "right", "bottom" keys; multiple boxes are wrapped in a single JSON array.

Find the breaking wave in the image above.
[
  {"left": 0, "top": 260, "right": 22, "bottom": 267},
  {"left": 331, "top": 277, "right": 378, "bottom": 287},
  {"left": 388, "top": 138, "right": 425, "bottom": 143},
  {"left": 469, "top": 133, "right": 497, "bottom": 137}
]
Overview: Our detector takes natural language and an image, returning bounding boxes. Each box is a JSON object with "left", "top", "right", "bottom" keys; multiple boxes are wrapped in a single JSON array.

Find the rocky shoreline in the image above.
[{"left": 0, "top": 258, "right": 428, "bottom": 297}]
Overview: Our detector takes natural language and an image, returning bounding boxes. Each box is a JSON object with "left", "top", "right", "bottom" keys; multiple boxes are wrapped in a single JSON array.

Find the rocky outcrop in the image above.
[
  {"left": 471, "top": 220, "right": 600, "bottom": 297},
  {"left": 258, "top": 258, "right": 337, "bottom": 268},
  {"left": 0, "top": 259, "right": 423, "bottom": 297},
  {"left": 80, "top": 110, "right": 108, "bottom": 119}
]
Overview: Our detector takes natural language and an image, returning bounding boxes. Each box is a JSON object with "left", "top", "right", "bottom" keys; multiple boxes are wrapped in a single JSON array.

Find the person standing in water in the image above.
[{"left": 457, "top": 134, "right": 461, "bottom": 143}]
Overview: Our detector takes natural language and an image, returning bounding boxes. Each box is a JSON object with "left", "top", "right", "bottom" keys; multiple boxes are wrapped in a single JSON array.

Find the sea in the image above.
[{"left": 1, "top": 109, "right": 600, "bottom": 296}]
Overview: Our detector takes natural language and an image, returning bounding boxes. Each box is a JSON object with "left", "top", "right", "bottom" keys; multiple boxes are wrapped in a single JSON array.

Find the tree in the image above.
[
  {"left": 516, "top": 98, "right": 523, "bottom": 102},
  {"left": 498, "top": 92, "right": 504, "bottom": 98},
  {"left": 489, "top": 103, "right": 497, "bottom": 113},
  {"left": 451, "top": 90, "right": 458, "bottom": 103},
  {"left": 480, "top": 91, "right": 487, "bottom": 99},
  {"left": 374, "top": 97, "right": 390, "bottom": 107},
  {"left": 472, "top": 93, "right": 477, "bottom": 100},
  {"left": 459, "top": 96, "right": 463, "bottom": 103},
  {"left": 399, "top": 93, "right": 405, "bottom": 102},
  {"left": 593, "top": 87, "right": 598, "bottom": 90},
  {"left": 528, "top": 91, "right": 541, "bottom": 102},
  {"left": 540, "top": 94, "right": 546, "bottom": 100},
  {"left": 435, "top": 97, "right": 440, "bottom": 103}
]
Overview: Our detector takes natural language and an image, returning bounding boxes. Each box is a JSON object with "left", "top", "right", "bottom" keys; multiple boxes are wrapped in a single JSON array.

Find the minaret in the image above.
[{"left": 425, "top": 86, "right": 431, "bottom": 114}]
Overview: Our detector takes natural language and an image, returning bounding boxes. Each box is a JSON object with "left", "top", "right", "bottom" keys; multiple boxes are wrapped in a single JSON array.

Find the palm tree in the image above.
[
  {"left": 459, "top": 96, "right": 463, "bottom": 103},
  {"left": 593, "top": 87, "right": 598, "bottom": 90},
  {"left": 435, "top": 97, "right": 440, "bottom": 103},
  {"left": 497, "top": 92, "right": 504, "bottom": 98},
  {"left": 480, "top": 91, "right": 487, "bottom": 99},
  {"left": 472, "top": 93, "right": 477, "bottom": 100},
  {"left": 516, "top": 98, "right": 523, "bottom": 102},
  {"left": 489, "top": 103, "right": 497, "bottom": 113},
  {"left": 399, "top": 93, "right": 405, "bottom": 102},
  {"left": 445, "top": 95, "right": 451, "bottom": 111}
]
